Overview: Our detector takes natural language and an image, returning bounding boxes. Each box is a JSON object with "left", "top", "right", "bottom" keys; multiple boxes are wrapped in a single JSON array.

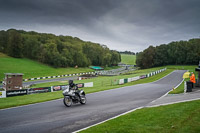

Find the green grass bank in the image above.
[
  {"left": 80, "top": 100, "right": 200, "bottom": 133},
  {"left": 0, "top": 52, "right": 93, "bottom": 80}
]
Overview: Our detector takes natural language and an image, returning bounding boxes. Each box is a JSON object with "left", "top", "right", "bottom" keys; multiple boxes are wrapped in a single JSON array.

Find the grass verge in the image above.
[
  {"left": 80, "top": 100, "right": 200, "bottom": 133},
  {"left": 169, "top": 79, "right": 187, "bottom": 94}
]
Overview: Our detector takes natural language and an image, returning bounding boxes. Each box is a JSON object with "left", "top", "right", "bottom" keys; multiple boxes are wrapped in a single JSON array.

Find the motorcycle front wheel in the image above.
[
  {"left": 80, "top": 95, "right": 86, "bottom": 104},
  {"left": 63, "top": 96, "right": 72, "bottom": 107}
]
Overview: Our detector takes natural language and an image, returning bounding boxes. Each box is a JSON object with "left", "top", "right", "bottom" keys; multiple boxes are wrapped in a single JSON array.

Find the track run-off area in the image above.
[{"left": 0, "top": 70, "right": 186, "bottom": 133}]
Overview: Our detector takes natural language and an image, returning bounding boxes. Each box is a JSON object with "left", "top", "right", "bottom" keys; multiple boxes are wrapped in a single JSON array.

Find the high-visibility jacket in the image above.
[{"left": 190, "top": 74, "right": 196, "bottom": 83}]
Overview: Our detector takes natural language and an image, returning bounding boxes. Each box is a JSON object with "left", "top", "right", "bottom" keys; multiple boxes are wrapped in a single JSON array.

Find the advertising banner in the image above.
[
  {"left": 6, "top": 89, "right": 28, "bottom": 97},
  {"left": 77, "top": 83, "right": 84, "bottom": 88},
  {"left": 0, "top": 91, "right": 6, "bottom": 98},
  {"left": 128, "top": 78, "right": 132, "bottom": 82},
  {"left": 132, "top": 76, "right": 140, "bottom": 81},
  {"left": 60, "top": 85, "right": 69, "bottom": 90},
  {"left": 84, "top": 82, "right": 93, "bottom": 87},
  {"left": 140, "top": 75, "right": 147, "bottom": 79},
  {"left": 28, "top": 87, "right": 51, "bottom": 94},
  {"left": 124, "top": 79, "right": 128, "bottom": 83},
  {"left": 52, "top": 86, "right": 61, "bottom": 91},
  {"left": 119, "top": 79, "right": 124, "bottom": 84}
]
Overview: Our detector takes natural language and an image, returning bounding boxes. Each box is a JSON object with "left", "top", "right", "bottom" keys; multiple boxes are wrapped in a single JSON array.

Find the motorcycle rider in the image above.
[
  {"left": 68, "top": 80, "right": 80, "bottom": 99},
  {"left": 69, "top": 80, "right": 77, "bottom": 90}
]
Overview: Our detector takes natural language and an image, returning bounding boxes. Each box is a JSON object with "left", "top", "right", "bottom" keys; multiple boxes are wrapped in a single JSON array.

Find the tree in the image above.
[
  {"left": 0, "top": 30, "right": 8, "bottom": 52},
  {"left": 7, "top": 30, "right": 23, "bottom": 58},
  {"left": 136, "top": 38, "right": 200, "bottom": 68},
  {"left": 0, "top": 29, "right": 121, "bottom": 67},
  {"left": 141, "top": 46, "right": 155, "bottom": 68},
  {"left": 154, "top": 44, "right": 169, "bottom": 66}
]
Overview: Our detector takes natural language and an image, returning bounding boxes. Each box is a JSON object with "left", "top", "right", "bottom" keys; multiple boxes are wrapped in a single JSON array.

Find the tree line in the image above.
[
  {"left": 0, "top": 29, "right": 121, "bottom": 67},
  {"left": 136, "top": 38, "right": 200, "bottom": 69}
]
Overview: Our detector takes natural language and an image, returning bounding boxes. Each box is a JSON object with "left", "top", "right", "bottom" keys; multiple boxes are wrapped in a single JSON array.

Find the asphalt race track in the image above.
[{"left": 0, "top": 70, "right": 186, "bottom": 133}]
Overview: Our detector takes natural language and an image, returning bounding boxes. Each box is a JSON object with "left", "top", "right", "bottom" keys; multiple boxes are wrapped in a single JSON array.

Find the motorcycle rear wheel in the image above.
[{"left": 63, "top": 96, "right": 72, "bottom": 107}]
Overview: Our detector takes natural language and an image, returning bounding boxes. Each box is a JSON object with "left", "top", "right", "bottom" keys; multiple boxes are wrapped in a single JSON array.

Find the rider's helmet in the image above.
[{"left": 69, "top": 80, "right": 74, "bottom": 87}]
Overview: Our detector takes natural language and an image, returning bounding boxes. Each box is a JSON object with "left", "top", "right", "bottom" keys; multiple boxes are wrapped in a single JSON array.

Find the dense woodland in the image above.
[
  {"left": 0, "top": 29, "right": 121, "bottom": 67},
  {"left": 136, "top": 38, "right": 200, "bottom": 68}
]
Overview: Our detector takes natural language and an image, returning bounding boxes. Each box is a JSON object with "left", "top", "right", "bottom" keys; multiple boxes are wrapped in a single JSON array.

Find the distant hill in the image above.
[
  {"left": 0, "top": 29, "right": 121, "bottom": 68},
  {"left": 0, "top": 52, "right": 93, "bottom": 80},
  {"left": 119, "top": 51, "right": 135, "bottom": 55},
  {"left": 120, "top": 54, "right": 136, "bottom": 65}
]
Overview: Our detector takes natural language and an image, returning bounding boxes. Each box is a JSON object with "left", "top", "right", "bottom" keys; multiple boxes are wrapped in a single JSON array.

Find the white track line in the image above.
[{"left": 150, "top": 78, "right": 184, "bottom": 104}]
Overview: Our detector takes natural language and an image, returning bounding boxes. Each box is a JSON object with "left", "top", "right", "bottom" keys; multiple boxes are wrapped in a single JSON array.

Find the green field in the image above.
[
  {"left": 120, "top": 54, "right": 136, "bottom": 65},
  {"left": 0, "top": 53, "right": 93, "bottom": 80},
  {"left": 81, "top": 100, "right": 200, "bottom": 133}
]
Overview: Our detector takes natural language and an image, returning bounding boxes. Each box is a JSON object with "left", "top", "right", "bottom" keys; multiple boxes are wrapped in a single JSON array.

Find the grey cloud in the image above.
[{"left": 0, "top": 0, "right": 200, "bottom": 52}]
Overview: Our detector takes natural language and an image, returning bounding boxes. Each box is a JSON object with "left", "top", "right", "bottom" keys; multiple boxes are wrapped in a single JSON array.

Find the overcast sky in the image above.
[{"left": 0, "top": 0, "right": 200, "bottom": 52}]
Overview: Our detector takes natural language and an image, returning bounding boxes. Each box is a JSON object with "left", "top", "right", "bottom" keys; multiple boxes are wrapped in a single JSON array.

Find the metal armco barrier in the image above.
[{"left": 118, "top": 68, "right": 166, "bottom": 85}]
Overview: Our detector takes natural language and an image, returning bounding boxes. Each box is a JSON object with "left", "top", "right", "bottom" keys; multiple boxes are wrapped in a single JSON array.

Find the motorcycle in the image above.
[{"left": 62, "top": 85, "right": 86, "bottom": 107}]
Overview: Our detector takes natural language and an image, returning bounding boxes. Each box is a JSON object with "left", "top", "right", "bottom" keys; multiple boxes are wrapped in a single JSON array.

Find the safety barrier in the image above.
[
  {"left": 0, "top": 72, "right": 95, "bottom": 84},
  {"left": 23, "top": 72, "right": 95, "bottom": 82},
  {"left": 118, "top": 68, "right": 167, "bottom": 85}
]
